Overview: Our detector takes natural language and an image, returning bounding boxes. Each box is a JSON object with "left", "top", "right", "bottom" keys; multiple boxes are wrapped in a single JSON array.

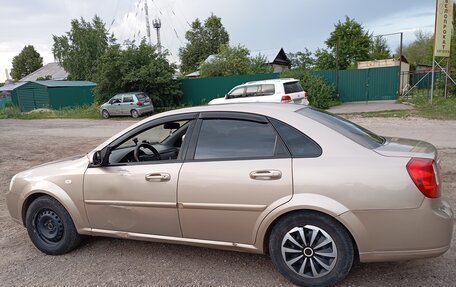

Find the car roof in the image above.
[
  {"left": 152, "top": 103, "right": 305, "bottom": 118},
  {"left": 242, "top": 78, "right": 299, "bottom": 85}
]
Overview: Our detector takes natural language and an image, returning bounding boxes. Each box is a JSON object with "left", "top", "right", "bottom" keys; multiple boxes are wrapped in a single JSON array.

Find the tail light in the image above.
[
  {"left": 136, "top": 101, "right": 143, "bottom": 107},
  {"left": 281, "top": 95, "right": 292, "bottom": 103},
  {"left": 406, "top": 158, "right": 440, "bottom": 198},
  {"left": 304, "top": 92, "right": 308, "bottom": 99}
]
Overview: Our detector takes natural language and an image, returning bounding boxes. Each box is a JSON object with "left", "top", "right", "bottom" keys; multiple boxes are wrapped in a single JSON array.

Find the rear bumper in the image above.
[
  {"left": 338, "top": 197, "right": 453, "bottom": 263},
  {"left": 137, "top": 105, "right": 154, "bottom": 115}
]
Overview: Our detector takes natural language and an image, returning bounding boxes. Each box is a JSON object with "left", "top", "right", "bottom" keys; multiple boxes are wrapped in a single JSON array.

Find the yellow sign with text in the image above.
[{"left": 434, "top": 0, "right": 453, "bottom": 57}]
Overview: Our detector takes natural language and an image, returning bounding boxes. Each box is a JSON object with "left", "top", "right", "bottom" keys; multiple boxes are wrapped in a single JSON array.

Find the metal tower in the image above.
[
  {"left": 153, "top": 18, "right": 162, "bottom": 53},
  {"left": 144, "top": 0, "right": 152, "bottom": 45}
]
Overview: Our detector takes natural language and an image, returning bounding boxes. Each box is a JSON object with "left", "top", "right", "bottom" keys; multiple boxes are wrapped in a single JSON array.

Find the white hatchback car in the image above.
[{"left": 208, "top": 78, "right": 309, "bottom": 105}]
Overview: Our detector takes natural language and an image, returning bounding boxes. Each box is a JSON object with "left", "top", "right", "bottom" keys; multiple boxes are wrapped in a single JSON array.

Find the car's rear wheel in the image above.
[
  {"left": 269, "top": 212, "right": 353, "bottom": 287},
  {"left": 131, "top": 109, "right": 139, "bottom": 118},
  {"left": 26, "top": 196, "right": 82, "bottom": 255},
  {"left": 101, "top": 109, "right": 110, "bottom": 119}
]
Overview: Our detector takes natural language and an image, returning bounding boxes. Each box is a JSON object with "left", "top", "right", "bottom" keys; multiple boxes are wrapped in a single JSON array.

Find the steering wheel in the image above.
[{"left": 133, "top": 143, "right": 161, "bottom": 162}]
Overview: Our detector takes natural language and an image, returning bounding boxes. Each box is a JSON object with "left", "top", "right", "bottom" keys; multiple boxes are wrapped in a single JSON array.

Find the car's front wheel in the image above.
[
  {"left": 101, "top": 109, "right": 110, "bottom": 119},
  {"left": 269, "top": 212, "right": 354, "bottom": 287},
  {"left": 26, "top": 196, "right": 82, "bottom": 255}
]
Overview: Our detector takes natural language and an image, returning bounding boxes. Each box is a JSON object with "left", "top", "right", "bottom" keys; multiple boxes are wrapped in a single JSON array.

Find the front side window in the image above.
[
  {"left": 109, "top": 120, "right": 191, "bottom": 164},
  {"left": 227, "top": 87, "right": 244, "bottom": 99},
  {"left": 110, "top": 95, "right": 122, "bottom": 104},
  {"left": 194, "top": 119, "right": 281, "bottom": 160}
]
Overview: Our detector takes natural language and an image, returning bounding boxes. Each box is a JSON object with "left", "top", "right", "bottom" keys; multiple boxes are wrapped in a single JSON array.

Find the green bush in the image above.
[{"left": 281, "top": 69, "right": 339, "bottom": 109}]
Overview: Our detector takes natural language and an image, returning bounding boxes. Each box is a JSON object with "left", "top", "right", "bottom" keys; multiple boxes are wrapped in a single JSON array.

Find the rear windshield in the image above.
[
  {"left": 296, "top": 107, "right": 385, "bottom": 149},
  {"left": 136, "top": 93, "right": 148, "bottom": 101},
  {"left": 284, "top": 81, "right": 304, "bottom": 93}
]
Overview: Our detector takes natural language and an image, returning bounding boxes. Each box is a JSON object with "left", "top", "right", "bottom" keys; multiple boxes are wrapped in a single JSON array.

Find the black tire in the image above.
[
  {"left": 131, "top": 109, "right": 139, "bottom": 118},
  {"left": 101, "top": 109, "right": 110, "bottom": 119},
  {"left": 25, "top": 196, "right": 82, "bottom": 255},
  {"left": 269, "top": 212, "right": 354, "bottom": 287}
]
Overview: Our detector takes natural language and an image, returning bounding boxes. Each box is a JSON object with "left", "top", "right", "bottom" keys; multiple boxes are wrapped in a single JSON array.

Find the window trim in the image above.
[
  {"left": 93, "top": 113, "right": 198, "bottom": 167},
  {"left": 185, "top": 112, "right": 290, "bottom": 162}
]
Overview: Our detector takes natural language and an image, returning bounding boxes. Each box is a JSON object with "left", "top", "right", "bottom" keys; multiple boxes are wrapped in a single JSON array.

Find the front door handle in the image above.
[
  {"left": 249, "top": 170, "right": 282, "bottom": 180},
  {"left": 145, "top": 172, "right": 171, "bottom": 182}
]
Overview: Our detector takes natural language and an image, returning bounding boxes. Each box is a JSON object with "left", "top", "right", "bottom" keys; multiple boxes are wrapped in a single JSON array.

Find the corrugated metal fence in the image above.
[
  {"left": 181, "top": 73, "right": 280, "bottom": 105},
  {"left": 180, "top": 67, "right": 399, "bottom": 105},
  {"left": 312, "top": 66, "right": 399, "bottom": 102}
]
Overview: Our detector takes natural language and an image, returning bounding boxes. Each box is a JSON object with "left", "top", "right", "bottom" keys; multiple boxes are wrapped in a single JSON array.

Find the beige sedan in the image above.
[{"left": 6, "top": 104, "right": 453, "bottom": 287}]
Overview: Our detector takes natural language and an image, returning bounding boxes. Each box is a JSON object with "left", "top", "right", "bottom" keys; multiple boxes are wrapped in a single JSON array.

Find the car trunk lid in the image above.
[{"left": 374, "top": 137, "right": 438, "bottom": 160}]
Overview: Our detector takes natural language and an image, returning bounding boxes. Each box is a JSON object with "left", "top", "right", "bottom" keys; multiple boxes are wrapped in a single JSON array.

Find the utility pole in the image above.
[
  {"left": 153, "top": 18, "right": 162, "bottom": 53},
  {"left": 144, "top": 0, "right": 152, "bottom": 45}
]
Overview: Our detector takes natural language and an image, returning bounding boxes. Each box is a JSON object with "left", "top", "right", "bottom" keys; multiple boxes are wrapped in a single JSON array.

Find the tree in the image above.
[
  {"left": 316, "top": 16, "right": 371, "bottom": 70},
  {"left": 179, "top": 14, "right": 229, "bottom": 74},
  {"left": 287, "top": 48, "right": 315, "bottom": 70},
  {"left": 400, "top": 30, "right": 433, "bottom": 67},
  {"left": 370, "top": 36, "right": 391, "bottom": 60},
  {"left": 10, "top": 45, "right": 43, "bottom": 81},
  {"left": 93, "top": 41, "right": 181, "bottom": 107},
  {"left": 52, "top": 15, "right": 115, "bottom": 81},
  {"left": 199, "top": 45, "right": 272, "bottom": 77},
  {"left": 314, "top": 48, "right": 336, "bottom": 70}
]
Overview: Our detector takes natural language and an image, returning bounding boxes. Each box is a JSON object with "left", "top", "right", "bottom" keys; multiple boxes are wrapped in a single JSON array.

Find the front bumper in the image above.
[{"left": 338, "top": 197, "right": 453, "bottom": 262}]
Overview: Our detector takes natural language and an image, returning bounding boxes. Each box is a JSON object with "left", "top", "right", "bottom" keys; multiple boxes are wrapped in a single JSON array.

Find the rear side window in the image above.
[
  {"left": 297, "top": 107, "right": 385, "bottom": 149},
  {"left": 284, "top": 81, "right": 304, "bottom": 93},
  {"left": 270, "top": 118, "right": 322, "bottom": 157},
  {"left": 245, "top": 85, "right": 260, "bottom": 97},
  {"left": 123, "top": 95, "right": 134, "bottom": 103},
  {"left": 194, "top": 119, "right": 282, "bottom": 160},
  {"left": 260, "top": 84, "right": 275, "bottom": 96}
]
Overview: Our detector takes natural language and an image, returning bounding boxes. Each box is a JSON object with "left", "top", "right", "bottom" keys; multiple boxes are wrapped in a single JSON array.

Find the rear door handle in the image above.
[
  {"left": 250, "top": 170, "right": 282, "bottom": 180},
  {"left": 145, "top": 173, "right": 171, "bottom": 182}
]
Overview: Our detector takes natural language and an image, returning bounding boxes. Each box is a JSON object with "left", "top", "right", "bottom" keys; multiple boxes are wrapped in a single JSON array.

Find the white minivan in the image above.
[{"left": 208, "top": 78, "right": 309, "bottom": 105}]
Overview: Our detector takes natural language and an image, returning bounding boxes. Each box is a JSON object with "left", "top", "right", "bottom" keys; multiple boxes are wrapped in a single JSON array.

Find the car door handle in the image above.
[
  {"left": 145, "top": 173, "right": 171, "bottom": 182},
  {"left": 249, "top": 170, "right": 282, "bottom": 180}
]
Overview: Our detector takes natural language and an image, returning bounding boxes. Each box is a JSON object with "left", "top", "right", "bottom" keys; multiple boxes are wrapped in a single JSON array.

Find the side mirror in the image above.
[{"left": 93, "top": 151, "right": 103, "bottom": 166}]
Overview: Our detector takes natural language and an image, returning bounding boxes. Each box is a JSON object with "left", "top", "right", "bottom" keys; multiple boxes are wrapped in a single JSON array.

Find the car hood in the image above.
[
  {"left": 374, "top": 137, "right": 438, "bottom": 160},
  {"left": 208, "top": 97, "right": 227, "bottom": 105},
  {"left": 14, "top": 154, "right": 89, "bottom": 180}
]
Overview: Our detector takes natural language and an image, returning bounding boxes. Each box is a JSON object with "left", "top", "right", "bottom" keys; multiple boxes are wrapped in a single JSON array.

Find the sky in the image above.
[{"left": 0, "top": 0, "right": 438, "bottom": 83}]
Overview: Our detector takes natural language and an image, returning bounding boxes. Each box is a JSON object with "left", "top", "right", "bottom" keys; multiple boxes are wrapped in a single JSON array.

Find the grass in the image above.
[
  {"left": 0, "top": 103, "right": 184, "bottom": 120},
  {"left": 0, "top": 104, "right": 101, "bottom": 119},
  {"left": 347, "top": 90, "right": 456, "bottom": 120}
]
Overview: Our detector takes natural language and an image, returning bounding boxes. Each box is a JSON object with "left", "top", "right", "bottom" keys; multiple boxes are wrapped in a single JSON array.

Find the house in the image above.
[
  {"left": 186, "top": 48, "right": 290, "bottom": 78},
  {"left": 20, "top": 62, "right": 68, "bottom": 81}
]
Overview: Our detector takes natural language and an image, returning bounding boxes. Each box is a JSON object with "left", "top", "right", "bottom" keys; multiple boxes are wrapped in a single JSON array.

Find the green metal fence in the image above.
[
  {"left": 313, "top": 66, "right": 400, "bottom": 102},
  {"left": 180, "top": 67, "right": 399, "bottom": 105},
  {"left": 181, "top": 73, "right": 280, "bottom": 105}
]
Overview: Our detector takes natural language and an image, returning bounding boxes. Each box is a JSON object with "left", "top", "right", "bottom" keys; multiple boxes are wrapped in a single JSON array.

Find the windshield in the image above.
[{"left": 297, "top": 107, "right": 385, "bottom": 149}]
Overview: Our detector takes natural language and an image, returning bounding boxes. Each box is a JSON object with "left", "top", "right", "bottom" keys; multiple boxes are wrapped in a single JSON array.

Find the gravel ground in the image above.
[{"left": 0, "top": 117, "right": 455, "bottom": 287}]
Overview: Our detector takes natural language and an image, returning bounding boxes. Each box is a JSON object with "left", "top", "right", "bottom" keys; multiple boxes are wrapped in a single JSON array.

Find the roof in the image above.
[
  {"left": 20, "top": 62, "right": 69, "bottom": 81},
  {"left": 250, "top": 48, "right": 289, "bottom": 64},
  {"left": 32, "top": 80, "right": 96, "bottom": 87},
  {"left": 0, "top": 81, "right": 27, "bottom": 92}
]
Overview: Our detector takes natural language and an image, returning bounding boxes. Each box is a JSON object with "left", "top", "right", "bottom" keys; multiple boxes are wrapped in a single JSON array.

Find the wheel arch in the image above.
[
  {"left": 20, "top": 187, "right": 90, "bottom": 234},
  {"left": 260, "top": 208, "right": 359, "bottom": 260}
]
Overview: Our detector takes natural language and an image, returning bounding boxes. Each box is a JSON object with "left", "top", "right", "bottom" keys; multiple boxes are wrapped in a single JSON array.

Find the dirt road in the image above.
[{"left": 0, "top": 117, "right": 455, "bottom": 286}]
